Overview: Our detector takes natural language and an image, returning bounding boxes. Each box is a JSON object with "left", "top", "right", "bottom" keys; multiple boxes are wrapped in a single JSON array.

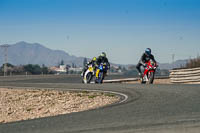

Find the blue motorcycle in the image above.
[{"left": 95, "top": 63, "right": 108, "bottom": 84}]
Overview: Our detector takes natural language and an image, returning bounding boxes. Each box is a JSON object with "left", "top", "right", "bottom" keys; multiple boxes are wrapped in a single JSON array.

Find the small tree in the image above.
[
  {"left": 185, "top": 57, "right": 200, "bottom": 68},
  {"left": 24, "top": 64, "right": 42, "bottom": 74},
  {"left": 41, "top": 64, "right": 49, "bottom": 74},
  {"left": 60, "top": 60, "right": 64, "bottom": 65},
  {"left": 0, "top": 63, "right": 15, "bottom": 75}
]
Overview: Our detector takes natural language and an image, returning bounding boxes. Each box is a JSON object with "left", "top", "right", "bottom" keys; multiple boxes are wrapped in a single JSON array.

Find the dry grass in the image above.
[{"left": 185, "top": 57, "right": 200, "bottom": 68}]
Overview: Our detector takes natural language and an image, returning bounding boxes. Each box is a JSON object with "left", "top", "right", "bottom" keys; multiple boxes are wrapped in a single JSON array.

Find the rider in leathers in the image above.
[
  {"left": 136, "top": 48, "right": 157, "bottom": 77},
  {"left": 96, "top": 52, "right": 110, "bottom": 70},
  {"left": 81, "top": 57, "right": 97, "bottom": 77}
]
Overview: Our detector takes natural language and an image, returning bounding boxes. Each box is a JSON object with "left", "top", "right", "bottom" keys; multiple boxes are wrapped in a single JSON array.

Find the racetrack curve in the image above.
[{"left": 1, "top": 75, "right": 200, "bottom": 133}]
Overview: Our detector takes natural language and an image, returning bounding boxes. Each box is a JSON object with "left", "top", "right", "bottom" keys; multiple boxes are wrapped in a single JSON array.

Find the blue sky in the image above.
[{"left": 0, "top": 0, "right": 200, "bottom": 64}]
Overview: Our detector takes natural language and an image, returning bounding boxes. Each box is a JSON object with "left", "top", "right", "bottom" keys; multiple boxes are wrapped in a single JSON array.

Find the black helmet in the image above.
[
  {"left": 100, "top": 52, "right": 106, "bottom": 57},
  {"left": 145, "top": 48, "right": 151, "bottom": 55}
]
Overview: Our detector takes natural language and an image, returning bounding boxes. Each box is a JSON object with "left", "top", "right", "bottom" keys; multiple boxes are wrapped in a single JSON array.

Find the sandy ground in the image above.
[
  {"left": 0, "top": 88, "right": 119, "bottom": 124},
  {"left": 128, "top": 78, "right": 200, "bottom": 84},
  {"left": 126, "top": 78, "right": 171, "bottom": 84}
]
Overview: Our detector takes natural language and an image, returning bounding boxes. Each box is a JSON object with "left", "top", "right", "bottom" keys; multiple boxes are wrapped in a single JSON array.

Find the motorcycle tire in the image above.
[
  {"left": 86, "top": 72, "right": 93, "bottom": 83},
  {"left": 147, "top": 72, "right": 155, "bottom": 84},
  {"left": 140, "top": 77, "right": 146, "bottom": 84},
  {"left": 96, "top": 72, "right": 104, "bottom": 84},
  {"left": 83, "top": 72, "right": 93, "bottom": 84}
]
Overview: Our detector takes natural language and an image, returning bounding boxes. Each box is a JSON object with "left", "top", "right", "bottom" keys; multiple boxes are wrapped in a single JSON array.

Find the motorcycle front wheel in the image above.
[
  {"left": 83, "top": 72, "right": 93, "bottom": 84},
  {"left": 147, "top": 71, "right": 155, "bottom": 84},
  {"left": 140, "top": 77, "right": 146, "bottom": 84},
  {"left": 95, "top": 72, "right": 104, "bottom": 84}
]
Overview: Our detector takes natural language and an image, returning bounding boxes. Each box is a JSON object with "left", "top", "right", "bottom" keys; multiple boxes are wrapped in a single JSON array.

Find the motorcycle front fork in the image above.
[
  {"left": 143, "top": 75, "right": 148, "bottom": 81},
  {"left": 96, "top": 69, "right": 100, "bottom": 78}
]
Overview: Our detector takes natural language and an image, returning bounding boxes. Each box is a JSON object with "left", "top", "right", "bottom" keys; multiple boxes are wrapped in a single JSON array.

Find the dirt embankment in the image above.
[{"left": 0, "top": 88, "right": 119, "bottom": 123}]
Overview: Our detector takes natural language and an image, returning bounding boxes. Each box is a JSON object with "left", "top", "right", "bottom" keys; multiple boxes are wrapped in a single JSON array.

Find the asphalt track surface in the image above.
[{"left": 1, "top": 75, "right": 200, "bottom": 133}]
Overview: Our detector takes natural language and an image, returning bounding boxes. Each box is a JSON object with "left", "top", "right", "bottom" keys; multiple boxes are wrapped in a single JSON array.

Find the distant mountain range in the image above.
[
  {"left": 0, "top": 41, "right": 189, "bottom": 69},
  {"left": 0, "top": 41, "right": 86, "bottom": 67}
]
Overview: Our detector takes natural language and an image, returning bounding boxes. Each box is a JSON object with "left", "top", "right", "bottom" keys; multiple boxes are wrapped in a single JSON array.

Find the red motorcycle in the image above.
[{"left": 141, "top": 59, "right": 158, "bottom": 84}]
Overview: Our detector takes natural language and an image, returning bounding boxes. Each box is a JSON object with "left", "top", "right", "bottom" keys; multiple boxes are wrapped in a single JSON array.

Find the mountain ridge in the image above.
[{"left": 0, "top": 42, "right": 85, "bottom": 67}]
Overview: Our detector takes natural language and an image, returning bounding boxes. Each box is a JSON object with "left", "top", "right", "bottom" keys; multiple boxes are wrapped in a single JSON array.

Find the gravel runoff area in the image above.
[{"left": 0, "top": 88, "right": 120, "bottom": 124}]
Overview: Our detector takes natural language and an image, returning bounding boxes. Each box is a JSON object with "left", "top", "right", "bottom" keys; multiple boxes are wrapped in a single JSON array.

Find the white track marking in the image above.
[{"left": 65, "top": 88, "right": 128, "bottom": 104}]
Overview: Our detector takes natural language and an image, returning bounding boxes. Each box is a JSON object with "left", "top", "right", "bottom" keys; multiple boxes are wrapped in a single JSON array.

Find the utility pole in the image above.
[
  {"left": 0, "top": 44, "right": 10, "bottom": 76},
  {"left": 172, "top": 54, "right": 175, "bottom": 69},
  {"left": 172, "top": 54, "right": 175, "bottom": 64}
]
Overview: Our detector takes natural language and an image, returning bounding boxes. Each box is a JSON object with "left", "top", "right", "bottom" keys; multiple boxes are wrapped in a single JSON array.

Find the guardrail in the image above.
[{"left": 170, "top": 67, "right": 200, "bottom": 83}]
